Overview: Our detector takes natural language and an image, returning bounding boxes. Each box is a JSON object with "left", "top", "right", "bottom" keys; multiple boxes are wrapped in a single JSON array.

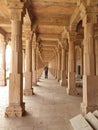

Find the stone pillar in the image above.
[
  {"left": 23, "top": 32, "right": 33, "bottom": 95},
  {"left": 81, "top": 14, "right": 98, "bottom": 115},
  {"left": 60, "top": 47, "right": 67, "bottom": 86},
  {"left": 32, "top": 46, "right": 37, "bottom": 85},
  {"left": 57, "top": 48, "right": 61, "bottom": 81},
  {"left": 36, "top": 46, "right": 39, "bottom": 81},
  {"left": 22, "top": 49, "right": 25, "bottom": 74},
  {"left": 95, "top": 38, "right": 98, "bottom": 75},
  {"left": 53, "top": 55, "right": 58, "bottom": 79},
  {"left": 67, "top": 34, "right": 78, "bottom": 95},
  {"left": 5, "top": 2, "right": 25, "bottom": 117},
  {"left": 0, "top": 36, "right": 6, "bottom": 86}
]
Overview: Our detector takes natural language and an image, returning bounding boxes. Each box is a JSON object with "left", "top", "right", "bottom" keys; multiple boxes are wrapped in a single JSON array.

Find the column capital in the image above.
[
  {"left": 67, "top": 31, "right": 77, "bottom": 43},
  {"left": 82, "top": 13, "right": 97, "bottom": 27},
  {"left": 7, "top": 1, "right": 24, "bottom": 21}
]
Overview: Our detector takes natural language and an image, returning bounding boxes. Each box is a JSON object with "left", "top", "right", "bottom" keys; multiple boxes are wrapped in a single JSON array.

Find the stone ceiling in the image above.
[
  {"left": 0, "top": 0, "right": 77, "bottom": 63},
  {"left": 28, "top": 0, "right": 77, "bottom": 63}
]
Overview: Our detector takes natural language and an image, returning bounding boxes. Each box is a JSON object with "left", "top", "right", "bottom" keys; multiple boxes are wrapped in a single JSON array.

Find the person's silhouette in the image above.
[{"left": 44, "top": 66, "right": 48, "bottom": 78}]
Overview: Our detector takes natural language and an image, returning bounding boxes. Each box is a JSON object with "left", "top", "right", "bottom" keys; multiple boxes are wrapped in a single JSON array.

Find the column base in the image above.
[
  {"left": 32, "top": 71, "right": 37, "bottom": 85},
  {"left": 32, "top": 82, "right": 37, "bottom": 85},
  {"left": 5, "top": 102, "right": 25, "bottom": 117},
  {"left": 0, "top": 80, "right": 6, "bottom": 86},
  {"left": 81, "top": 75, "right": 98, "bottom": 115},
  {"left": 81, "top": 102, "right": 98, "bottom": 116},
  {"left": 57, "top": 70, "right": 61, "bottom": 81},
  {"left": 23, "top": 88, "right": 34, "bottom": 95},
  {"left": 60, "top": 80, "right": 67, "bottom": 86},
  {"left": 67, "top": 87, "right": 78, "bottom": 96},
  {"left": 67, "top": 72, "right": 78, "bottom": 95}
]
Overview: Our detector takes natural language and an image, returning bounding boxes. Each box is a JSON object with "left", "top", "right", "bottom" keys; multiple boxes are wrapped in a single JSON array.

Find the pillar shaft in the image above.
[
  {"left": 81, "top": 14, "right": 98, "bottom": 115},
  {"left": 60, "top": 48, "right": 66, "bottom": 86},
  {"left": 24, "top": 32, "right": 33, "bottom": 95},
  {"left": 5, "top": 2, "right": 25, "bottom": 117},
  {"left": 67, "top": 36, "right": 78, "bottom": 95},
  {"left": 57, "top": 50, "right": 61, "bottom": 81},
  {"left": 32, "top": 46, "right": 37, "bottom": 85}
]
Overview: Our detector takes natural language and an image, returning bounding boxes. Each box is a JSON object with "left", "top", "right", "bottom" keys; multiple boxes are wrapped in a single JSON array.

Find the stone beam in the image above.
[
  {"left": 41, "top": 40, "right": 58, "bottom": 45},
  {"left": 70, "top": 6, "right": 81, "bottom": 26},
  {"left": 36, "top": 15, "right": 70, "bottom": 26},
  {"left": 38, "top": 33, "right": 61, "bottom": 40}
]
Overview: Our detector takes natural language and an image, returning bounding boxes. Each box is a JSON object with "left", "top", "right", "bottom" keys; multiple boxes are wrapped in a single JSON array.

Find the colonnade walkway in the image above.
[{"left": 0, "top": 72, "right": 82, "bottom": 130}]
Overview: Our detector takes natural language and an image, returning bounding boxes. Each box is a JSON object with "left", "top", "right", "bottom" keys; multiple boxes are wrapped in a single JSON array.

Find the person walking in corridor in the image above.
[{"left": 44, "top": 66, "right": 48, "bottom": 78}]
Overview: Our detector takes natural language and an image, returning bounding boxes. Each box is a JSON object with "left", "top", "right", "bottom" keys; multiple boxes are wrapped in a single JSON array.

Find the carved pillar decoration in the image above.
[
  {"left": 57, "top": 47, "right": 61, "bottom": 81},
  {"left": 0, "top": 36, "right": 6, "bottom": 86},
  {"left": 23, "top": 31, "right": 33, "bottom": 95},
  {"left": 81, "top": 13, "right": 98, "bottom": 115},
  {"left": 5, "top": 2, "right": 25, "bottom": 117},
  {"left": 60, "top": 46, "right": 67, "bottom": 86},
  {"left": 67, "top": 33, "right": 78, "bottom": 95}
]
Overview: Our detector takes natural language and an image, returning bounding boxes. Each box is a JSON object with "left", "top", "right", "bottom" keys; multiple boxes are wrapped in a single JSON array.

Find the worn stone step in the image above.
[
  {"left": 70, "top": 114, "right": 93, "bottom": 130},
  {"left": 85, "top": 112, "right": 98, "bottom": 130},
  {"left": 93, "top": 110, "right": 98, "bottom": 118}
]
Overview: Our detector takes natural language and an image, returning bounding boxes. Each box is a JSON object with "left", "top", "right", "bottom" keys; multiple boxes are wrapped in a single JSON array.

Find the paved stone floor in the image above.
[{"left": 0, "top": 72, "right": 82, "bottom": 130}]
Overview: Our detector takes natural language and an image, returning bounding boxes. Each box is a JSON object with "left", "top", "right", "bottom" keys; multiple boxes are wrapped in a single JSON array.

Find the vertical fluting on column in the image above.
[
  {"left": 60, "top": 46, "right": 67, "bottom": 86},
  {"left": 23, "top": 32, "right": 33, "bottom": 95},
  {"left": 5, "top": 2, "right": 25, "bottom": 117},
  {"left": 67, "top": 33, "right": 78, "bottom": 95},
  {"left": 81, "top": 13, "right": 98, "bottom": 115}
]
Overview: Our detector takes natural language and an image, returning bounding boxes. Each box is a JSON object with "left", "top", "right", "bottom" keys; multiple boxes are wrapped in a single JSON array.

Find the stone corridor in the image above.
[{"left": 0, "top": 72, "right": 82, "bottom": 130}]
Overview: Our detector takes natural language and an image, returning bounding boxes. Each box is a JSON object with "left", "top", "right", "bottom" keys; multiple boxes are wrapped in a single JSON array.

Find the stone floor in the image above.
[{"left": 0, "top": 72, "right": 82, "bottom": 130}]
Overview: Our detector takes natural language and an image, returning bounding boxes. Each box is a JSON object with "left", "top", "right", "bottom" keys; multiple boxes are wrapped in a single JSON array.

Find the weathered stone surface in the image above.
[
  {"left": 85, "top": 112, "right": 98, "bottom": 130},
  {"left": 24, "top": 72, "right": 33, "bottom": 95},
  {"left": 67, "top": 72, "right": 78, "bottom": 95},
  {"left": 5, "top": 102, "right": 25, "bottom": 117},
  {"left": 70, "top": 114, "right": 93, "bottom": 130}
]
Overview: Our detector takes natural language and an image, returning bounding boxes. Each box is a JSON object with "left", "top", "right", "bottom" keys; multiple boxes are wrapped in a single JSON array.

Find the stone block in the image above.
[
  {"left": 70, "top": 114, "right": 93, "bottom": 130},
  {"left": 85, "top": 112, "right": 98, "bottom": 130}
]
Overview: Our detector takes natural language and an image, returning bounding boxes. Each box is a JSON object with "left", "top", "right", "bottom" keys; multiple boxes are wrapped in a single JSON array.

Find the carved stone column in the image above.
[
  {"left": 60, "top": 46, "right": 67, "bottom": 86},
  {"left": 0, "top": 36, "right": 6, "bottom": 86},
  {"left": 32, "top": 46, "right": 37, "bottom": 85},
  {"left": 55, "top": 54, "right": 58, "bottom": 78},
  {"left": 57, "top": 48, "right": 61, "bottom": 81},
  {"left": 22, "top": 49, "right": 25, "bottom": 74},
  {"left": 81, "top": 13, "right": 98, "bottom": 115},
  {"left": 36, "top": 46, "right": 39, "bottom": 81},
  {"left": 23, "top": 32, "right": 33, "bottom": 95},
  {"left": 67, "top": 34, "right": 78, "bottom": 95},
  {"left": 5, "top": 2, "right": 25, "bottom": 117},
  {"left": 95, "top": 38, "right": 98, "bottom": 75},
  {"left": 32, "top": 33, "right": 37, "bottom": 85}
]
